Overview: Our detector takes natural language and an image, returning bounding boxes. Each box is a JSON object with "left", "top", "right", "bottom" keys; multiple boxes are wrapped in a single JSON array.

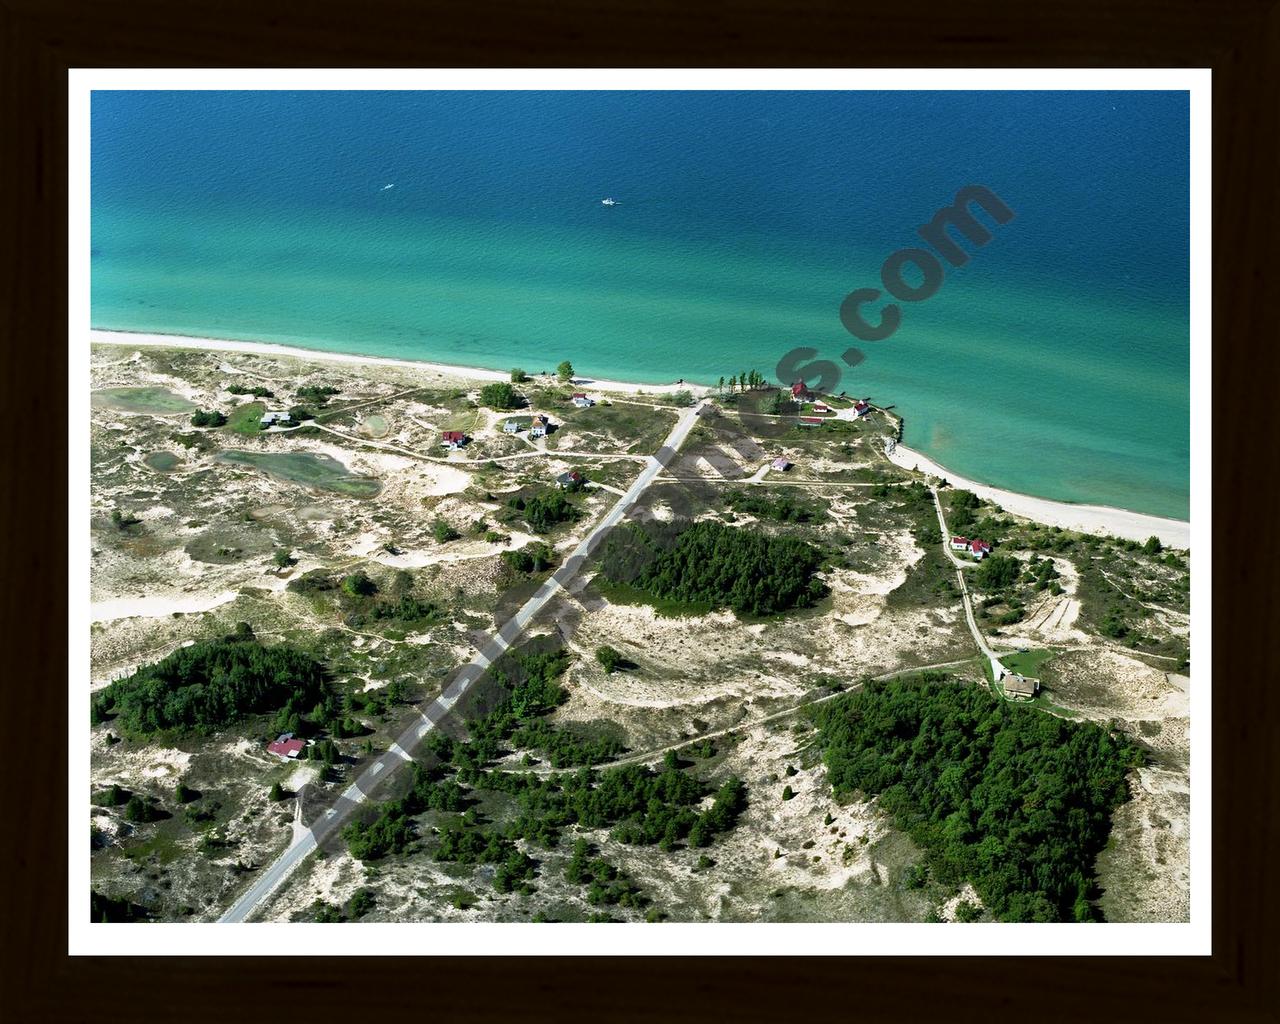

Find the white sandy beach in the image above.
[
  {"left": 91, "top": 329, "right": 1190, "bottom": 548},
  {"left": 885, "top": 442, "right": 1190, "bottom": 549},
  {"left": 89, "top": 329, "right": 708, "bottom": 397}
]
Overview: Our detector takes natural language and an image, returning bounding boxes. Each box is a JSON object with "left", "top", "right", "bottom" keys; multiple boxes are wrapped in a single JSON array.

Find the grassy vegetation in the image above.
[
  {"left": 883, "top": 483, "right": 959, "bottom": 610},
  {"left": 999, "top": 648, "right": 1056, "bottom": 678},
  {"left": 338, "top": 643, "right": 748, "bottom": 907},
  {"left": 554, "top": 402, "right": 676, "bottom": 454},
  {"left": 223, "top": 401, "right": 267, "bottom": 435},
  {"left": 214, "top": 450, "right": 381, "bottom": 497},
  {"left": 92, "top": 386, "right": 196, "bottom": 414},
  {"left": 724, "top": 487, "right": 827, "bottom": 524}
]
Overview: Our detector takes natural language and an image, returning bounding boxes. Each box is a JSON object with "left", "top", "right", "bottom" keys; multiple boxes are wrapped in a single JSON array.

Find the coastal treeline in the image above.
[
  {"left": 812, "top": 675, "right": 1142, "bottom": 922},
  {"left": 600, "top": 520, "right": 827, "bottom": 616},
  {"left": 92, "top": 626, "right": 327, "bottom": 736}
]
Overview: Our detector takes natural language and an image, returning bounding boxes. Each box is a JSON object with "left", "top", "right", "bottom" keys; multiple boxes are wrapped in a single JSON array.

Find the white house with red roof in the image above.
[
  {"left": 440, "top": 430, "right": 467, "bottom": 450},
  {"left": 571, "top": 393, "right": 594, "bottom": 408},
  {"left": 854, "top": 400, "right": 871, "bottom": 417},
  {"left": 791, "top": 381, "right": 809, "bottom": 400},
  {"left": 970, "top": 539, "right": 992, "bottom": 560},
  {"left": 950, "top": 536, "right": 970, "bottom": 551}
]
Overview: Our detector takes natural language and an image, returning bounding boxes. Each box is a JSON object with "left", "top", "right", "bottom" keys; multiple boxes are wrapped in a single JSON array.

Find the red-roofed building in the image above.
[
  {"left": 798, "top": 416, "right": 823, "bottom": 427},
  {"left": 854, "top": 400, "right": 871, "bottom": 417},
  {"left": 267, "top": 734, "right": 306, "bottom": 759},
  {"left": 791, "top": 381, "right": 808, "bottom": 399},
  {"left": 571, "top": 393, "right": 594, "bottom": 408},
  {"left": 950, "top": 536, "right": 970, "bottom": 551},
  {"left": 970, "top": 539, "right": 992, "bottom": 559},
  {"left": 441, "top": 430, "right": 467, "bottom": 450}
]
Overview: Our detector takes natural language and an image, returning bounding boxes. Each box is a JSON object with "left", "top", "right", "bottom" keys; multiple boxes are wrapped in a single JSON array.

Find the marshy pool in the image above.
[
  {"left": 92, "top": 386, "right": 196, "bottom": 414},
  {"left": 143, "top": 451, "right": 182, "bottom": 473},
  {"left": 215, "top": 450, "right": 382, "bottom": 497}
]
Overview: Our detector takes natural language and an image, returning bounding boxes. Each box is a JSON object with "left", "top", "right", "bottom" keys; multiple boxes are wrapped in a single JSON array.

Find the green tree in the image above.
[
  {"left": 813, "top": 675, "right": 1141, "bottom": 922},
  {"left": 95, "top": 633, "right": 328, "bottom": 737},
  {"left": 479, "top": 382, "right": 519, "bottom": 410},
  {"left": 510, "top": 368, "right": 528, "bottom": 383},
  {"left": 123, "top": 795, "right": 159, "bottom": 823},
  {"left": 342, "top": 571, "right": 377, "bottom": 597},
  {"left": 1142, "top": 535, "right": 1163, "bottom": 555},
  {"left": 190, "top": 409, "right": 227, "bottom": 427},
  {"left": 976, "top": 554, "right": 1020, "bottom": 591},
  {"left": 268, "top": 782, "right": 286, "bottom": 802},
  {"left": 432, "top": 518, "right": 460, "bottom": 543},
  {"left": 595, "top": 645, "right": 624, "bottom": 674},
  {"left": 174, "top": 781, "right": 196, "bottom": 804},
  {"left": 520, "top": 492, "right": 579, "bottom": 534},
  {"left": 557, "top": 360, "right": 575, "bottom": 383},
  {"left": 272, "top": 548, "right": 294, "bottom": 569}
]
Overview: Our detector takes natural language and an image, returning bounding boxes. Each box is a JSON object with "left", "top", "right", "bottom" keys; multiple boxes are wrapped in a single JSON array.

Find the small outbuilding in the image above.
[
  {"left": 502, "top": 417, "right": 532, "bottom": 434},
  {"left": 771, "top": 457, "right": 791, "bottom": 471},
  {"left": 1003, "top": 674, "right": 1039, "bottom": 699},
  {"left": 798, "top": 416, "right": 824, "bottom": 428}
]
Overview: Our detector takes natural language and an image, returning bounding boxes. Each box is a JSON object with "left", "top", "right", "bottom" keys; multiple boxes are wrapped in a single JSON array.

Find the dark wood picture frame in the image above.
[{"left": 3, "top": 1, "right": 1276, "bottom": 1020}]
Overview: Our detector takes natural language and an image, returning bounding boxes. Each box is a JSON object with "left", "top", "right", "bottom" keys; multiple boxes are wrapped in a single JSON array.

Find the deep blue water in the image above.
[{"left": 91, "top": 90, "right": 1190, "bottom": 517}]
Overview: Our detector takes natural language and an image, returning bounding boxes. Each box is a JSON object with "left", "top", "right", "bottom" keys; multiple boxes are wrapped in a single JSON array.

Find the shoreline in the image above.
[
  {"left": 89, "top": 329, "right": 1190, "bottom": 548},
  {"left": 884, "top": 441, "right": 1190, "bottom": 549},
  {"left": 89, "top": 328, "right": 708, "bottom": 397}
]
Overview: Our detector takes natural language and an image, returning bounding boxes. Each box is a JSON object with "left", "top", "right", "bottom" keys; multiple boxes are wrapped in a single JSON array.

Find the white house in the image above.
[
  {"left": 260, "top": 411, "right": 291, "bottom": 428},
  {"left": 571, "top": 393, "right": 594, "bottom": 409}
]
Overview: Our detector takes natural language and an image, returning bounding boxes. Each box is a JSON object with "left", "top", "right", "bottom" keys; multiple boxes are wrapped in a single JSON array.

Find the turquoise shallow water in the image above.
[{"left": 91, "top": 90, "right": 1190, "bottom": 518}]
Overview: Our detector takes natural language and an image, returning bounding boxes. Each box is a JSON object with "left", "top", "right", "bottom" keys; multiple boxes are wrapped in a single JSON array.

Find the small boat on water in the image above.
[{"left": 601, "top": 197, "right": 618, "bottom": 206}]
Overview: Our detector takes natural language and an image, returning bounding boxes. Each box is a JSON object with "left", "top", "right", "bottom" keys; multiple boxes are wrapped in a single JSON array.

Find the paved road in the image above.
[{"left": 219, "top": 402, "right": 708, "bottom": 923}]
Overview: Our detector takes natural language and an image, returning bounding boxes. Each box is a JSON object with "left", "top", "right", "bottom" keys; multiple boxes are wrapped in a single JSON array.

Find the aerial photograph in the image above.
[{"left": 85, "top": 87, "right": 1192, "bottom": 928}]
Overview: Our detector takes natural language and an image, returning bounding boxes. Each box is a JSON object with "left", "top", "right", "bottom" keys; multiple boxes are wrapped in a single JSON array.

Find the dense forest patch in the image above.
[
  {"left": 812, "top": 674, "right": 1142, "bottom": 922},
  {"left": 599, "top": 520, "right": 827, "bottom": 617},
  {"left": 92, "top": 626, "right": 328, "bottom": 737}
]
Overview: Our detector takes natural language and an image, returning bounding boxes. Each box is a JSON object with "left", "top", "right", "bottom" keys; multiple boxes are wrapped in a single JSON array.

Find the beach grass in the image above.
[{"left": 224, "top": 401, "right": 266, "bottom": 435}]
